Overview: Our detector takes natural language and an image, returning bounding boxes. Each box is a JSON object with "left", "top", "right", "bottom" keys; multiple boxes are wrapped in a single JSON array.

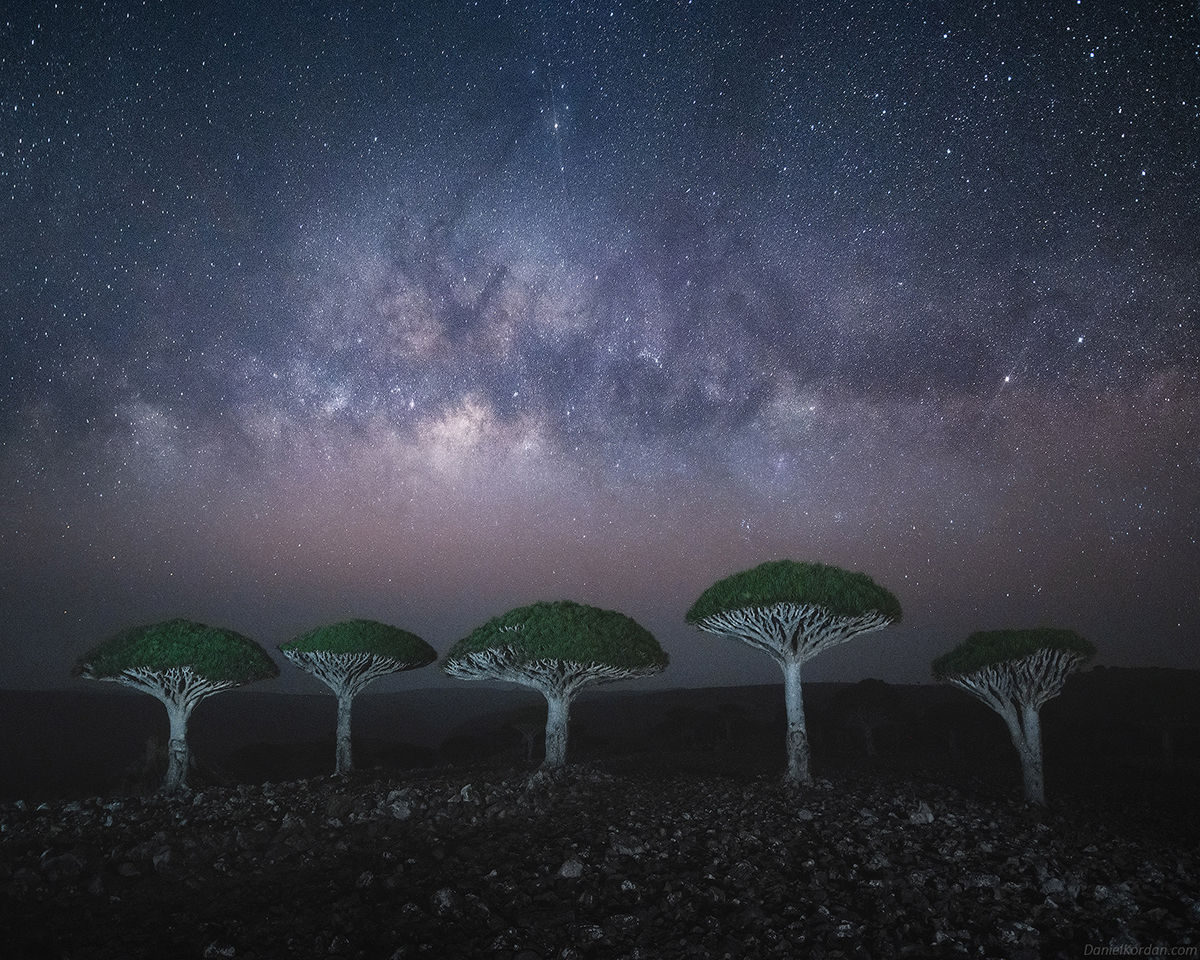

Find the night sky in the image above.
[{"left": 2, "top": 1, "right": 1197, "bottom": 691}]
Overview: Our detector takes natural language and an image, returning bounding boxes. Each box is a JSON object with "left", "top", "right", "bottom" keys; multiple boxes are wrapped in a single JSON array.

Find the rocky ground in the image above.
[{"left": 2, "top": 756, "right": 1198, "bottom": 960}]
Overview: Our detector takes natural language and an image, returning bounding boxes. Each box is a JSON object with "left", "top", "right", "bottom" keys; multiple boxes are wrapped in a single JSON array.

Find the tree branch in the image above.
[
  {"left": 282, "top": 649, "right": 425, "bottom": 698},
  {"left": 693, "top": 602, "right": 894, "bottom": 664},
  {"left": 445, "top": 646, "right": 659, "bottom": 698},
  {"left": 86, "top": 665, "right": 237, "bottom": 712},
  {"left": 944, "top": 646, "right": 1088, "bottom": 716}
]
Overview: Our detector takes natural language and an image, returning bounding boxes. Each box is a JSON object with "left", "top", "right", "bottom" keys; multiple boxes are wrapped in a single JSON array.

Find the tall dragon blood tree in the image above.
[
  {"left": 72, "top": 618, "right": 279, "bottom": 793},
  {"left": 933, "top": 627, "right": 1095, "bottom": 805},
  {"left": 687, "top": 560, "right": 902, "bottom": 785},
  {"left": 443, "top": 600, "right": 668, "bottom": 769},
  {"left": 279, "top": 619, "right": 437, "bottom": 776}
]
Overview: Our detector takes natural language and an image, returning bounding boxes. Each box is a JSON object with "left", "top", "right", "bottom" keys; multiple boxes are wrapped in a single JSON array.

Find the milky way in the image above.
[{"left": 2, "top": 1, "right": 1197, "bottom": 688}]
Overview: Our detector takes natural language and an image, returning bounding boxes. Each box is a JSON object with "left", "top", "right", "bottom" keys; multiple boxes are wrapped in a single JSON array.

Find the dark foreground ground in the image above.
[{"left": 2, "top": 752, "right": 1198, "bottom": 960}]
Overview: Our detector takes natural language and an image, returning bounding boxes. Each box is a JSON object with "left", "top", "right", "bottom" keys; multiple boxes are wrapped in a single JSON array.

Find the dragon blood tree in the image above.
[
  {"left": 686, "top": 560, "right": 902, "bottom": 785},
  {"left": 278, "top": 619, "right": 437, "bottom": 776},
  {"left": 72, "top": 618, "right": 279, "bottom": 793},
  {"left": 933, "top": 628, "right": 1095, "bottom": 805},
  {"left": 830, "top": 678, "right": 902, "bottom": 758},
  {"left": 443, "top": 601, "right": 668, "bottom": 769}
]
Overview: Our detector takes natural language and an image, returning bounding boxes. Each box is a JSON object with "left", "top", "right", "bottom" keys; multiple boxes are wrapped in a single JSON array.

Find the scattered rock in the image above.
[
  {"left": 458, "top": 783, "right": 481, "bottom": 804},
  {"left": 558, "top": 857, "right": 584, "bottom": 878},
  {"left": 909, "top": 800, "right": 935, "bottom": 824},
  {"left": 430, "top": 886, "right": 466, "bottom": 919},
  {"left": 1, "top": 765, "right": 1196, "bottom": 958},
  {"left": 386, "top": 800, "right": 412, "bottom": 820},
  {"left": 40, "top": 851, "right": 85, "bottom": 883},
  {"left": 610, "top": 834, "right": 645, "bottom": 856}
]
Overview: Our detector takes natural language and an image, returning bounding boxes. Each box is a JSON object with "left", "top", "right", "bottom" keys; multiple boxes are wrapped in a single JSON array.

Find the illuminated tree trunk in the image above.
[
  {"left": 781, "top": 657, "right": 811, "bottom": 785},
  {"left": 1014, "top": 703, "right": 1045, "bottom": 806},
  {"left": 1159, "top": 725, "right": 1175, "bottom": 771},
  {"left": 544, "top": 691, "right": 571, "bottom": 768},
  {"left": 995, "top": 703, "right": 1045, "bottom": 805},
  {"left": 858, "top": 717, "right": 878, "bottom": 757},
  {"left": 512, "top": 722, "right": 541, "bottom": 764},
  {"left": 163, "top": 698, "right": 193, "bottom": 794},
  {"left": 335, "top": 689, "right": 354, "bottom": 776},
  {"left": 973, "top": 699, "right": 1048, "bottom": 806}
]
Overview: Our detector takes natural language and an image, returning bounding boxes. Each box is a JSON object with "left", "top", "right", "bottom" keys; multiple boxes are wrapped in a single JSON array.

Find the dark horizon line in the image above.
[{"left": 5, "top": 664, "right": 1196, "bottom": 698}]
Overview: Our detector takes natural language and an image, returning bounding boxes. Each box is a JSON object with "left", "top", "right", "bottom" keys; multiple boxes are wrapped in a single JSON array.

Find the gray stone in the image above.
[
  {"left": 40, "top": 852, "right": 85, "bottom": 883},
  {"left": 430, "top": 887, "right": 466, "bottom": 918},
  {"left": 558, "top": 857, "right": 584, "bottom": 878},
  {"left": 910, "top": 801, "right": 935, "bottom": 824}
]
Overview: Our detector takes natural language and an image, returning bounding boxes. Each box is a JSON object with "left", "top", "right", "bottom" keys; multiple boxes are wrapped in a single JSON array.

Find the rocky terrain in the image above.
[{"left": 3, "top": 757, "right": 1198, "bottom": 960}]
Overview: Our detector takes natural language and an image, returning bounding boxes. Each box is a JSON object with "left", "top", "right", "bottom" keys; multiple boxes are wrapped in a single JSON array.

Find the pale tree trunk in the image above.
[
  {"left": 781, "top": 657, "right": 812, "bottom": 785},
  {"left": 1157, "top": 723, "right": 1175, "bottom": 772},
  {"left": 520, "top": 729, "right": 537, "bottom": 764},
  {"left": 335, "top": 689, "right": 354, "bottom": 776},
  {"left": 543, "top": 691, "right": 571, "bottom": 768},
  {"left": 1001, "top": 703, "right": 1045, "bottom": 805},
  {"left": 849, "top": 712, "right": 878, "bottom": 757},
  {"left": 1019, "top": 703, "right": 1045, "bottom": 805},
  {"left": 163, "top": 698, "right": 193, "bottom": 794},
  {"left": 861, "top": 721, "right": 877, "bottom": 758}
]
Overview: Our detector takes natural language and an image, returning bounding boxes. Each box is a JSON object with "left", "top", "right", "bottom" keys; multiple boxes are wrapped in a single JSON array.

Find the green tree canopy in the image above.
[
  {"left": 686, "top": 560, "right": 902, "bottom": 626},
  {"left": 280, "top": 619, "right": 436, "bottom": 665},
  {"left": 932, "top": 628, "right": 1096, "bottom": 679},
  {"left": 445, "top": 600, "right": 669, "bottom": 672},
  {"left": 73, "top": 618, "right": 279, "bottom": 684}
]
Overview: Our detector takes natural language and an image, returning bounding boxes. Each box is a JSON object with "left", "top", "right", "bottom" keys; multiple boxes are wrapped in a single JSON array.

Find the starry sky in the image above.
[{"left": 2, "top": 0, "right": 1197, "bottom": 691}]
